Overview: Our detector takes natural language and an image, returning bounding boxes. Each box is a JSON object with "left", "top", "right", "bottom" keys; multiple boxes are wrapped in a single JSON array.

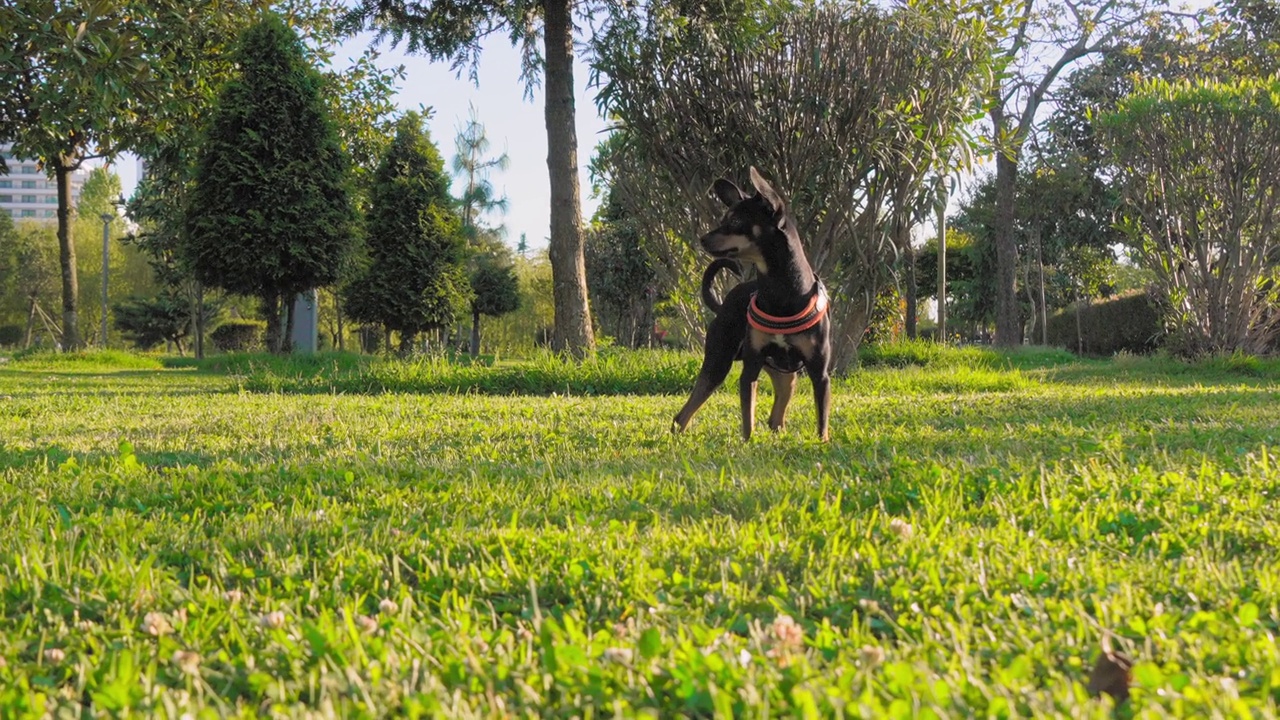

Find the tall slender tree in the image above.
[
  {"left": 184, "top": 14, "right": 357, "bottom": 353},
  {"left": 451, "top": 106, "right": 520, "bottom": 355},
  {"left": 453, "top": 103, "right": 510, "bottom": 241},
  {"left": 342, "top": 0, "right": 596, "bottom": 357}
]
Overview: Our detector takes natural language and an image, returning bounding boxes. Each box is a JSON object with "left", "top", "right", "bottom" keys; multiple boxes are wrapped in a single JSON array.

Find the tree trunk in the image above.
[
  {"left": 1075, "top": 293, "right": 1084, "bottom": 354},
  {"left": 54, "top": 157, "right": 82, "bottom": 351},
  {"left": 399, "top": 331, "right": 416, "bottom": 355},
  {"left": 936, "top": 190, "right": 947, "bottom": 343},
  {"left": 470, "top": 305, "right": 481, "bottom": 357},
  {"left": 904, "top": 237, "right": 918, "bottom": 340},
  {"left": 1037, "top": 227, "right": 1047, "bottom": 346},
  {"left": 335, "top": 291, "right": 345, "bottom": 351},
  {"left": 263, "top": 293, "right": 281, "bottom": 353},
  {"left": 543, "top": 0, "right": 595, "bottom": 358},
  {"left": 283, "top": 297, "right": 295, "bottom": 354},
  {"left": 993, "top": 149, "right": 1022, "bottom": 347},
  {"left": 193, "top": 283, "right": 206, "bottom": 360},
  {"left": 24, "top": 298, "right": 37, "bottom": 349},
  {"left": 1023, "top": 251, "right": 1038, "bottom": 343}
]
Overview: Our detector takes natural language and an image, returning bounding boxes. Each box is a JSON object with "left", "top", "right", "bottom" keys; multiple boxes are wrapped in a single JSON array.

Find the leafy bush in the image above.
[
  {"left": 210, "top": 320, "right": 265, "bottom": 353},
  {"left": 112, "top": 295, "right": 191, "bottom": 351},
  {"left": 1046, "top": 292, "right": 1162, "bottom": 356},
  {"left": 0, "top": 325, "right": 23, "bottom": 347}
]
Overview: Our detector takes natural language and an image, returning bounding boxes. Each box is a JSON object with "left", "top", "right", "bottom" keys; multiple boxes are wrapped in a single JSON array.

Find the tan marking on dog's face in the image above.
[
  {"left": 701, "top": 230, "right": 768, "bottom": 274},
  {"left": 701, "top": 231, "right": 754, "bottom": 256}
]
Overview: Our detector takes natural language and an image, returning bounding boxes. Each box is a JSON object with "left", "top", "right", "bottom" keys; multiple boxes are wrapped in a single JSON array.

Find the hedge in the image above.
[
  {"left": 210, "top": 320, "right": 266, "bottom": 353},
  {"left": 1046, "top": 291, "right": 1162, "bottom": 356}
]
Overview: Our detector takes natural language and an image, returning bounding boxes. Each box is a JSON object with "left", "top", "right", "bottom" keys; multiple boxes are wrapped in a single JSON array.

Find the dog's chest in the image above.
[{"left": 749, "top": 329, "right": 810, "bottom": 373}]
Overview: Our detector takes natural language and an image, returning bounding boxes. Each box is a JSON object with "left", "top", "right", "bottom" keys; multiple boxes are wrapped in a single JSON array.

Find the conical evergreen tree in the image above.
[
  {"left": 185, "top": 14, "right": 356, "bottom": 352},
  {"left": 344, "top": 112, "right": 468, "bottom": 350}
]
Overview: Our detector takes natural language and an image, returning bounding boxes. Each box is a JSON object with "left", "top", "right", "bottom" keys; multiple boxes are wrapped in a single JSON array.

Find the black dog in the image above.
[{"left": 673, "top": 167, "right": 832, "bottom": 441}]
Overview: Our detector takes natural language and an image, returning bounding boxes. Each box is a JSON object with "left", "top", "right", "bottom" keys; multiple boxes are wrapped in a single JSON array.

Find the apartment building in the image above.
[{"left": 0, "top": 143, "right": 87, "bottom": 221}]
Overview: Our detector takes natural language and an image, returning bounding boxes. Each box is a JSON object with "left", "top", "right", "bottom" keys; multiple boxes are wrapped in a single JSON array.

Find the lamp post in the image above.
[{"left": 98, "top": 196, "right": 126, "bottom": 349}]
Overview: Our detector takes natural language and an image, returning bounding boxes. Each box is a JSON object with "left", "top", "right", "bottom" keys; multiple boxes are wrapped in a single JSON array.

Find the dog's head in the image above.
[{"left": 699, "top": 167, "right": 793, "bottom": 274}]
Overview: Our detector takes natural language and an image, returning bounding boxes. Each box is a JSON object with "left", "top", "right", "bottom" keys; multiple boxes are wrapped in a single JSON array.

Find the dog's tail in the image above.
[{"left": 701, "top": 258, "right": 743, "bottom": 314}]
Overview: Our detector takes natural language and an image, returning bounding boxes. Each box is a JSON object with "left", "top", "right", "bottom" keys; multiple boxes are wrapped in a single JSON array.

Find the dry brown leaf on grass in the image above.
[{"left": 1086, "top": 649, "right": 1134, "bottom": 705}]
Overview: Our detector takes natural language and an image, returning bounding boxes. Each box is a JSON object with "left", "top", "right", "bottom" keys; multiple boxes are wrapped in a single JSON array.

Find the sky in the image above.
[{"left": 113, "top": 31, "right": 612, "bottom": 252}]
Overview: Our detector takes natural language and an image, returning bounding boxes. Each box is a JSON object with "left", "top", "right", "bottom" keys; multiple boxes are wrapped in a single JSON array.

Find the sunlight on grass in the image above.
[{"left": 0, "top": 345, "right": 1278, "bottom": 716}]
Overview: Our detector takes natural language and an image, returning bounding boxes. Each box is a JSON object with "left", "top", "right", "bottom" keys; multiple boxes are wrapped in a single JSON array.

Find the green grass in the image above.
[{"left": 1, "top": 346, "right": 1279, "bottom": 717}]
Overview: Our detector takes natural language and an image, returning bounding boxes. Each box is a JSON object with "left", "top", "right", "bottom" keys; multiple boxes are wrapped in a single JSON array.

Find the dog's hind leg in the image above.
[
  {"left": 738, "top": 356, "right": 765, "bottom": 440},
  {"left": 673, "top": 344, "right": 736, "bottom": 434},
  {"left": 764, "top": 367, "right": 796, "bottom": 431}
]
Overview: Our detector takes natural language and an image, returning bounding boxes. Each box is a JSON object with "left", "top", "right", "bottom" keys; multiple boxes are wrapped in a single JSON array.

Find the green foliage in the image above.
[
  {"left": 241, "top": 349, "right": 700, "bottom": 396},
  {"left": 185, "top": 14, "right": 357, "bottom": 329},
  {"left": 480, "top": 252, "right": 556, "bottom": 355},
  {"left": 111, "top": 294, "right": 203, "bottom": 353},
  {"left": 1097, "top": 76, "right": 1280, "bottom": 356},
  {"left": 1046, "top": 292, "right": 1163, "bottom": 356},
  {"left": 344, "top": 112, "right": 468, "bottom": 343},
  {"left": 591, "top": 1, "right": 996, "bottom": 367},
  {"left": 0, "top": 222, "right": 59, "bottom": 326},
  {"left": 0, "top": 325, "right": 22, "bottom": 346},
  {"left": 5, "top": 349, "right": 163, "bottom": 370},
  {"left": 584, "top": 190, "right": 657, "bottom": 349},
  {"left": 3, "top": 349, "right": 1280, "bottom": 714},
  {"left": 210, "top": 320, "right": 266, "bottom": 354},
  {"left": 471, "top": 257, "right": 520, "bottom": 318},
  {"left": 452, "top": 103, "right": 510, "bottom": 241}
]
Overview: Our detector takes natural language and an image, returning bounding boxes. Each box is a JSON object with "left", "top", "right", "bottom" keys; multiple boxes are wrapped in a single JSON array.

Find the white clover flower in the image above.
[
  {"left": 172, "top": 650, "right": 202, "bottom": 675},
  {"left": 143, "top": 612, "right": 171, "bottom": 637},
  {"left": 602, "top": 647, "right": 634, "bottom": 664},
  {"left": 889, "top": 518, "right": 914, "bottom": 539},
  {"left": 259, "top": 611, "right": 286, "bottom": 630}
]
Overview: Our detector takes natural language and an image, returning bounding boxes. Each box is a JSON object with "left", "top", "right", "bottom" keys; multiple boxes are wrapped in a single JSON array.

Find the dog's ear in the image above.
[
  {"left": 713, "top": 178, "right": 746, "bottom": 208},
  {"left": 748, "top": 167, "right": 787, "bottom": 221}
]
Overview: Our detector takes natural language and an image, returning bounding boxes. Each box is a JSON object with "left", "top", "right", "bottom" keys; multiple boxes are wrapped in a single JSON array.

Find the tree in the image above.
[
  {"left": 343, "top": 112, "right": 469, "bottom": 351},
  {"left": 983, "top": 0, "right": 1160, "bottom": 347},
  {"left": 451, "top": 107, "right": 519, "bottom": 354},
  {"left": 112, "top": 292, "right": 220, "bottom": 354},
  {"left": 453, "top": 103, "right": 510, "bottom": 241},
  {"left": 0, "top": 222, "right": 60, "bottom": 348},
  {"left": 469, "top": 251, "right": 521, "bottom": 355},
  {"left": 1098, "top": 77, "right": 1280, "bottom": 355},
  {"left": 185, "top": 14, "right": 357, "bottom": 353},
  {"left": 0, "top": 1, "right": 257, "bottom": 350},
  {"left": 342, "top": 0, "right": 596, "bottom": 357},
  {"left": 584, "top": 189, "right": 657, "bottom": 348},
  {"left": 592, "top": 3, "right": 995, "bottom": 367}
]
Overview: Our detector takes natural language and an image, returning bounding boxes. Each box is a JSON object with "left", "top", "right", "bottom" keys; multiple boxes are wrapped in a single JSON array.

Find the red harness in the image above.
[{"left": 747, "top": 282, "right": 829, "bottom": 334}]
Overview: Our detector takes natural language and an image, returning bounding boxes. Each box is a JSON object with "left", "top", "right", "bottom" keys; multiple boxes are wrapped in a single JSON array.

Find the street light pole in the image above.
[{"left": 97, "top": 194, "right": 125, "bottom": 348}]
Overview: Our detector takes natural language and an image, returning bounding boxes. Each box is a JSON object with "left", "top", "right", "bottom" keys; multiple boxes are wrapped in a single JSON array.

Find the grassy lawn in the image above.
[{"left": 0, "top": 346, "right": 1278, "bottom": 717}]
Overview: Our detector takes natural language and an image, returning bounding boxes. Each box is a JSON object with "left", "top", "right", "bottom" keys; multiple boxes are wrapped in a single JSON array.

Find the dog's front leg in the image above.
[
  {"left": 804, "top": 352, "right": 832, "bottom": 442},
  {"left": 764, "top": 367, "right": 796, "bottom": 431},
  {"left": 738, "top": 357, "right": 765, "bottom": 440}
]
